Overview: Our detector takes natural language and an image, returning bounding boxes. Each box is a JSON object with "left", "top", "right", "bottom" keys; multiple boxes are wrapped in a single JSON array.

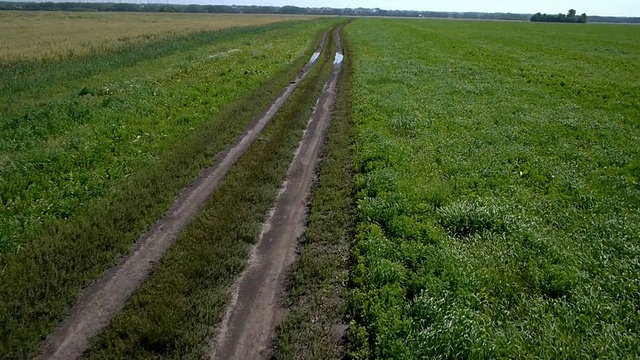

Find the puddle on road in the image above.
[
  {"left": 309, "top": 52, "right": 321, "bottom": 64},
  {"left": 334, "top": 53, "right": 344, "bottom": 65}
]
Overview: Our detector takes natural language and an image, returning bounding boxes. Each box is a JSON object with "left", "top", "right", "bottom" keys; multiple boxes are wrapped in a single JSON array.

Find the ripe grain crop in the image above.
[
  {"left": 0, "top": 11, "right": 320, "bottom": 64},
  {"left": 346, "top": 19, "right": 640, "bottom": 358}
]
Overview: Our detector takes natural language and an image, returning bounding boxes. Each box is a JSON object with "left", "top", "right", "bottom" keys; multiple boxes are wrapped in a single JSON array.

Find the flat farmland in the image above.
[
  {"left": 0, "top": 15, "right": 327, "bottom": 252},
  {"left": 0, "top": 11, "right": 320, "bottom": 64},
  {"left": 1, "top": 12, "right": 639, "bottom": 360},
  {"left": 0, "top": 13, "right": 338, "bottom": 357},
  {"left": 346, "top": 19, "right": 640, "bottom": 358}
]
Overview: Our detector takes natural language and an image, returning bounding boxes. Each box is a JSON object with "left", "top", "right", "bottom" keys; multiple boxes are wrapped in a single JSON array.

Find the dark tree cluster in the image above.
[{"left": 531, "top": 9, "right": 587, "bottom": 23}]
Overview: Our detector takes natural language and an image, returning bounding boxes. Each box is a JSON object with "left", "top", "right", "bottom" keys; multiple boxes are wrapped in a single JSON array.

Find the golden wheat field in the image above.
[{"left": 0, "top": 11, "right": 319, "bottom": 64}]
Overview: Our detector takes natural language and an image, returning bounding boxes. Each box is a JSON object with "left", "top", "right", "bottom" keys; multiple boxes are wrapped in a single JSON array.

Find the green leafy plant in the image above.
[{"left": 347, "top": 18, "right": 640, "bottom": 359}]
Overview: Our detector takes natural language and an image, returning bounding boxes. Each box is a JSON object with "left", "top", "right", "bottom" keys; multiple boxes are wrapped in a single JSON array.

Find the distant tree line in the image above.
[
  {"left": 0, "top": 2, "right": 638, "bottom": 23},
  {"left": 531, "top": 9, "right": 587, "bottom": 23},
  {"left": 0, "top": 2, "right": 529, "bottom": 18}
]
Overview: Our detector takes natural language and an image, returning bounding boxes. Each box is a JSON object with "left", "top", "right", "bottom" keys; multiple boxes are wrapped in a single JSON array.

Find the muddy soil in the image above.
[
  {"left": 34, "top": 33, "right": 329, "bottom": 360},
  {"left": 209, "top": 26, "right": 345, "bottom": 360}
]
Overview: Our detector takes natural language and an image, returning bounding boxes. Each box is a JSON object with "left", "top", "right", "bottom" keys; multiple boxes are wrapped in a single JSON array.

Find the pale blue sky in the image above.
[{"left": 200, "top": 0, "right": 640, "bottom": 17}]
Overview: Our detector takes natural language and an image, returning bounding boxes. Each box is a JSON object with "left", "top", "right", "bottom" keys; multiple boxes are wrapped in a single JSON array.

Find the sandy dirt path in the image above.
[
  {"left": 209, "top": 27, "right": 345, "bottom": 360},
  {"left": 33, "top": 33, "right": 328, "bottom": 360}
]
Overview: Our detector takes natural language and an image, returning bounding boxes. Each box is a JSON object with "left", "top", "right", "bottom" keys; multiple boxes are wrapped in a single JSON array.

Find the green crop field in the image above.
[
  {"left": 1, "top": 11, "right": 639, "bottom": 360},
  {"left": 346, "top": 19, "right": 640, "bottom": 358}
]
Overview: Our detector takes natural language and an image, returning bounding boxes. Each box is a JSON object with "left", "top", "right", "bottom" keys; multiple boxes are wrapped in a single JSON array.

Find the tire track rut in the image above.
[{"left": 209, "top": 26, "right": 345, "bottom": 360}]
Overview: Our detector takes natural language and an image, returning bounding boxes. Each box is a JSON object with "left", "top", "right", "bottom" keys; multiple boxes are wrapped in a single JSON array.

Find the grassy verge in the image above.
[
  {"left": 345, "top": 19, "right": 639, "bottom": 359},
  {"left": 85, "top": 27, "right": 339, "bottom": 359},
  {"left": 0, "top": 24, "right": 334, "bottom": 358},
  {"left": 272, "top": 26, "right": 355, "bottom": 360}
]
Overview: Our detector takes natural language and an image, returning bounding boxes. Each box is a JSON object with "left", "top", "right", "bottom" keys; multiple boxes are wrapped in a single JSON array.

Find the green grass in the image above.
[
  {"left": 0, "top": 19, "right": 332, "bottom": 251},
  {"left": 0, "top": 20, "right": 339, "bottom": 358},
  {"left": 273, "top": 27, "right": 355, "bottom": 360},
  {"left": 345, "top": 19, "right": 640, "bottom": 359},
  {"left": 85, "top": 25, "right": 340, "bottom": 359}
]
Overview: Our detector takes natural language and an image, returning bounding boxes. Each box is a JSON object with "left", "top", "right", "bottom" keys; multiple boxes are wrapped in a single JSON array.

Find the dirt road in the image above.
[
  {"left": 209, "top": 27, "right": 345, "bottom": 360},
  {"left": 34, "top": 33, "right": 329, "bottom": 360}
]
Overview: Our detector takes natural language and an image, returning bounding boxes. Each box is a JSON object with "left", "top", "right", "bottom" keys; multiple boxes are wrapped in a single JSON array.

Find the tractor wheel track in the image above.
[{"left": 209, "top": 25, "right": 345, "bottom": 360}]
